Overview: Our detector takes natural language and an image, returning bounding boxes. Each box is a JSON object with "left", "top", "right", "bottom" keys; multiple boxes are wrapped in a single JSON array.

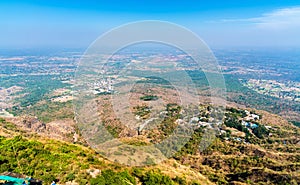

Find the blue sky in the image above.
[{"left": 1, "top": 0, "right": 300, "bottom": 48}]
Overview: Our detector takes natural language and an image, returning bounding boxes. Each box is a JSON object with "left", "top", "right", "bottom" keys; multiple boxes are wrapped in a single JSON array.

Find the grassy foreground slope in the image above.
[{"left": 0, "top": 118, "right": 208, "bottom": 185}]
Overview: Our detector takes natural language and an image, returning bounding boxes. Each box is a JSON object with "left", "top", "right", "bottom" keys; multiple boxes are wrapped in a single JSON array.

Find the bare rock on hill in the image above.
[{"left": 6, "top": 116, "right": 76, "bottom": 142}]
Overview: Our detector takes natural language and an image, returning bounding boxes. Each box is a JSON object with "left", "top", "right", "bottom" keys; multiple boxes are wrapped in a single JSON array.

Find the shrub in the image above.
[{"left": 141, "top": 171, "right": 173, "bottom": 185}]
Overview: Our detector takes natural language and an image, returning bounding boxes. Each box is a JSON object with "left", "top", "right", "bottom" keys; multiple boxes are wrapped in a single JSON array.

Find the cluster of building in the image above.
[
  {"left": 93, "top": 78, "right": 114, "bottom": 95},
  {"left": 244, "top": 79, "right": 300, "bottom": 102},
  {"left": 174, "top": 108, "right": 274, "bottom": 144}
]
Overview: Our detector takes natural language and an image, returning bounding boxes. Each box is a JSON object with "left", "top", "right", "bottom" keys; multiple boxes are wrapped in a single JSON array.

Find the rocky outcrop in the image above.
[{"left": 6, "top": 116, "right": 77, "bottom": 142}]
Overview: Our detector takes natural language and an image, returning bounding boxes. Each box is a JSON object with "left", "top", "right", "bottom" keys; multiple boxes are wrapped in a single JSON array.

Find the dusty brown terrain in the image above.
[
  {"left": 0, "top": 86, "right": 23, "bottom": 109},
  {"left": 4, "top": 116, "right": 76, "bottom": 142}
]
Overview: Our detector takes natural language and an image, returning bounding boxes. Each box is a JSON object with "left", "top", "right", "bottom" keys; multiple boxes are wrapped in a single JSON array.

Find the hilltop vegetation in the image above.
[
  {"left": 0, "top": 118, "right": 206, "bottom": 185},
  {"left": 1, "top": 104, "right": 299, "bottom": 185},
  {"left": 0, "top": 135, "right": 205, "bottom": 185}
]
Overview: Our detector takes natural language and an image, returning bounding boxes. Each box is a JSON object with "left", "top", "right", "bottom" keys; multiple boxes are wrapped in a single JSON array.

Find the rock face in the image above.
[
  {"left": 65, "top": 181, "right": 79, "bottom": 185},
  {"left": 22, "top": 118, "right": 46, "bottom": 132},
  {"left": 6, "top": 116, "right": 77, "bottom": 142},
  {"left": 87, "top": 169, "right": 101, "bottom": 178}
]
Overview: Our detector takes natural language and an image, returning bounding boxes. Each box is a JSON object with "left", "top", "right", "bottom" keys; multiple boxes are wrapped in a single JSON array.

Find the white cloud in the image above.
[
  {"left": 220, "top": 7, "right": 300, "bottom": 29},
  {"left": 201, "top": 7, "right": 300, "bottom": 47}
]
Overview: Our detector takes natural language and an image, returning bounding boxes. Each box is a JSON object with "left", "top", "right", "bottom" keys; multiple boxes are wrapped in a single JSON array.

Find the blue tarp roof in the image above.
[{"left": 0, "top": 175, "right": 26, "bottom": 185}]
